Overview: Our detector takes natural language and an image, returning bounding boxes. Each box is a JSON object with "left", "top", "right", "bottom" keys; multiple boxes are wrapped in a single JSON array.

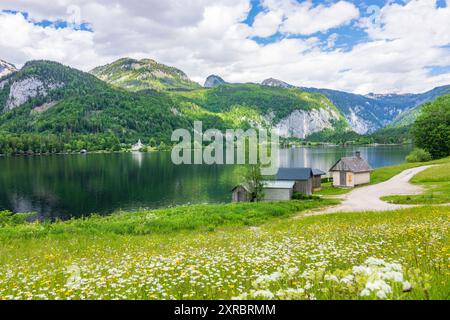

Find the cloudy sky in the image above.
[{"left": 0, "top": 0, "right": 449, "bottom": 94}]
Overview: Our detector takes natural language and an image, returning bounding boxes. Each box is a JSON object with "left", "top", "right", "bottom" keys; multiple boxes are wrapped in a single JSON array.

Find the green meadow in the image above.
[
  {"left": 383, "top": 162, "right": 450, "bottom": 205},
  {"left": 316, "top": 156, "right": 450, "bottom": 196},
  {"left": 0, "top": 158, "right": 449, "bottom": 300}
]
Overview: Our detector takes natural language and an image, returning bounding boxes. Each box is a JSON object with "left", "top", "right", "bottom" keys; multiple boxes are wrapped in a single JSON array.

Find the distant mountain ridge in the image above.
[
  {"left": 390, "top": 85, "right": 450, "bottom": 127},
  {"left": 261, "top": 78, "right": 294, "bottom": 89},
  {"left": 204, "top": 75, "right": 227, "bottom": 88},
  {"left": 90, "top": 58, "right": 201, "bottom": 92},
  {"left": 0, "top": 60, "right": 349, "bottom": 143},
  {"left": 260, "top": 78, "right": 450, "bottom": 134},
  {"left": 1, "top": 57, "right": 449, "bottom": 145}
]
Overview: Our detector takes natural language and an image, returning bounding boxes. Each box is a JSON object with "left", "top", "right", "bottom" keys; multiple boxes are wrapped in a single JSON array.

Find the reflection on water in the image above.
[{"left": 0, "top": 145, "right": 412, "bottom": 219}]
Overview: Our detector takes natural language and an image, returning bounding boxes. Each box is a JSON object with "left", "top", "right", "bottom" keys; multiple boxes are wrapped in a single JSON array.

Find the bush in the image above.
[
  {"left": 292, "top": 192, "right": 319, "bottom": 200},
  {"left": 406, "top": 148, "right": 432, "bottom": 163}
]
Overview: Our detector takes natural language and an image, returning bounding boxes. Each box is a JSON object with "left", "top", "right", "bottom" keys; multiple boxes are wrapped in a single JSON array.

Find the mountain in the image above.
[
  {"left": 0, "top": 60, "right": 17, "bottom": 78},
  {"left": 390, "top": 85, "right": 450, "bottom": 127},
  {"left": 204, "top": 75, "right": 227, "bottom": 88},
  {"left": 172, "top": 84, "right": 350, "bottom": 139},
  {"left": 0, "top": 60, "right": 193, "bottom": 144},
  {"left": 261, "top": 78, "right": 450, "bottom": 134},
  {"left": 262, "top": 78, "right": 294, "bottom": 89},
  {"left": 0, "top": 60, "right": 349, "bottom": 152},
  {"left": 1, "top": 59, "right": 448, "bottom": 154},
  {"left": 90, "top": 58, "right": 201, "bottom": 92}
]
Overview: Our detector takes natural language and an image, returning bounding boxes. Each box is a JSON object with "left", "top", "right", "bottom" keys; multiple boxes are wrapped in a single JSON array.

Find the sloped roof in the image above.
[
  {"left": 232, "top": 183, "right": 251, "bottom": 192},
  {"left": 312, "top": 168, "right": 326, "bottom": 176},
  {"left": 329, "top": 156, "right": 373, "bottom": 173},
  {"left": 263, "top": 180, "right": 296, "bottom": 189},
  {"left": 276, "top": 168, "right": 313, "bottom": 181}
]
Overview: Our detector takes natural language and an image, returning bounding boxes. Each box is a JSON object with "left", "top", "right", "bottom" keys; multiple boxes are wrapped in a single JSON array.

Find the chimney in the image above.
[{"left": 355, "top": 151, "right": 361, "bottom": 158}]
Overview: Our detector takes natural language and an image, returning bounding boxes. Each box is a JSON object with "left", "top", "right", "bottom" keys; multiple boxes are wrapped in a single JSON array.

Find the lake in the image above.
[{"left": 0, "top": 145, "right": 413, "bottom": 220}]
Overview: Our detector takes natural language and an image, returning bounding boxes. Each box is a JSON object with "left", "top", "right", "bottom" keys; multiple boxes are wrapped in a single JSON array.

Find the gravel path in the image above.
[{"left": 321, "top": 165, "right": 434, "bottom": 213}]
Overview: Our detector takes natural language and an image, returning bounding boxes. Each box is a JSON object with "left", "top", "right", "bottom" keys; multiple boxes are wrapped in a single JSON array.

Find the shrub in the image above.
[
  {"left": 406, "top": 148, "right": 432, "bottom": 163},
  {"left": 292, "top": 192, "right": 319, "bottom": 200}
]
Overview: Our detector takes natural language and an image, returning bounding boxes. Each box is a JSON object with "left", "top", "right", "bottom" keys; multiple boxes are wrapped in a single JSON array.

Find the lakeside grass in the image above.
[
  {"left": 383, "top": 162, "right": 450, "bottom": 205},
  {"left": 316, "top": 156, "right": 450, "bottom": 196},
  {"left": 0, "top": 206, "right": 448, "bottom": 300},
  {"left": 0, "top": 199, "right": 337, "bottom": 239}
]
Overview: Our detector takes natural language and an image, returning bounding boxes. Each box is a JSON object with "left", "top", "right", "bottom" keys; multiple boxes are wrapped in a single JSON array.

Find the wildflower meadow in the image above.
[{"left": 0, "top": 205, "right": 448, "bottom": 300}]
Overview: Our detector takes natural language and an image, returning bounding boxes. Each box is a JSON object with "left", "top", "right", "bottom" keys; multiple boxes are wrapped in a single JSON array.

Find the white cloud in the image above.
[
  {"left": 277, "top": 0, "right": 359, "bottom": 35},
  {"left": 0, "top": 12, "right": 107, "bottom": 71},
  {"left": 251, "top": 10, "right": 283, "bottom": 37},
  {"left": 0, "top": 0, "right": 449, "bottom": 94}
]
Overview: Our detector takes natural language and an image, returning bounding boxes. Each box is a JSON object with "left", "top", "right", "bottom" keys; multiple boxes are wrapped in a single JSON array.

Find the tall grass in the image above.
[
  {"left": 0, "top": 199, "right": 337, "bottom": 239},
  {"left": 0, "top": 206, "right": 448, "bottom": 300}
]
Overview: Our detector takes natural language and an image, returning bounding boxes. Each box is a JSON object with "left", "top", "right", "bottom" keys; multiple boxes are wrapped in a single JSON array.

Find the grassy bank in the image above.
[
  {"left": 0, "top": 206, "right": 448, "bottom": 300},
  {"left": 0, "top": 199, "right": 337, "bottom": 239},
  {"left": 383, "top": 162, "right": 450, "bottom": 205},
  {"left": 316, "top": 157, "right": 450, "bottom": 196}
]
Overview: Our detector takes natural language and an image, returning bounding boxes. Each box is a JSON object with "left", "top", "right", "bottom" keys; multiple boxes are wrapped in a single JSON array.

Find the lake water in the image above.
[{"left": 0, "top": 145, "right": 413, "bottom": 219}]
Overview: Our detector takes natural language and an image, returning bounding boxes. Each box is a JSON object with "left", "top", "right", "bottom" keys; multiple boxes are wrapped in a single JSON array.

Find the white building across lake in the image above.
[{"left": 132, "top": 139, "right": 144, "bottom": 152}]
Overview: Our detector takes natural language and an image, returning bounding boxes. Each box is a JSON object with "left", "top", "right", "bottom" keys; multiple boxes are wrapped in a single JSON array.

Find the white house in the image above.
[
  {"left": 329, "top": 152, "right": 373, "bottom": 188},
  {"left": 132, "top": 139, "right": 144, "bottom": 152}
]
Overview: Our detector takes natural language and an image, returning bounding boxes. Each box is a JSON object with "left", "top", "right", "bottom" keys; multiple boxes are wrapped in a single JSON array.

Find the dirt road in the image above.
[{"left": 322, "top": 165, "right": 434, "bottom": 213}]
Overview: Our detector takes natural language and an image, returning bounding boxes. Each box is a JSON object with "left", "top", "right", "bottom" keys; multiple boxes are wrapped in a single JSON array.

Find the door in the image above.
[{"left": 340, "top": 171, "right": 346, "bottom": 186}]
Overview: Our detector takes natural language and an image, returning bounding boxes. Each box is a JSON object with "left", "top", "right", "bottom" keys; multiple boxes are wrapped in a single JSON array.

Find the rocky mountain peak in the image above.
[
  {"left": 90, "top": 57, "right": 200, "bottom": 91},
  {"left": 261, "top": 78, "right": 294, "bottom": 88},
  {"left": 204, "top": 75, "right": 227, "bottom": 88},
  {"left": 0, "top": 59, "right": 18, "bottom": 78}
]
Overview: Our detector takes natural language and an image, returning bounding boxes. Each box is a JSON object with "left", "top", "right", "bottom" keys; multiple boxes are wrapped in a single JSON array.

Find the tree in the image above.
[
  {"left": 242, "top": 163, "right": 265, "bottom": 202},
  {"left": 412, "top": 95, "right": 450, "bottom": 159}
]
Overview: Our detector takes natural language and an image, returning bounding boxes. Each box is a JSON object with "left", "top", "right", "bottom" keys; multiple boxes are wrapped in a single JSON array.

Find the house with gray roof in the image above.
[
  {"left": 276, "top": 168, "right": 314, "bottom": 195},
  {"left": 329, "top": 152, "right": 373, "bottom": 188},
  {"left": 232, "top": 167, "right": 326, "bottom": 202}
]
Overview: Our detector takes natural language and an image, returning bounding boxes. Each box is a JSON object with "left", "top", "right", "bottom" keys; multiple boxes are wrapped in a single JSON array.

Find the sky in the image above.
[{"left": 0, "top": 0, "right": 449, "bottom": 94}]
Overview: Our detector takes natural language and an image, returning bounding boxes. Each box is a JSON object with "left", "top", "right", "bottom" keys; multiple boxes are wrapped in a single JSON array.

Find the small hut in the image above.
[
  {"left": 329, "top": 152, "right": 373, "bottom": 188},
  {"left": 312, "top": 169, "right": 326, "bottom": 191},
  {"left": 263, "top": 181, "right": 296, "bottom": 201},
  {"left": 276, "top": 168, "right": 314, "bottom": 195},
  {"left": 232, "top": 183, "right": 251, "bottom": 202}
]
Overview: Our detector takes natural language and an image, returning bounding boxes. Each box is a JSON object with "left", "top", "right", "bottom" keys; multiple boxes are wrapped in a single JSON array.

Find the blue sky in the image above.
[
  {"left": 242, "top": 0, "right": 431, "bottom": 50},
  {"left": 1, "top": 9, "right": 93, "bottom": 31},
  {"left": 0, "top": 0, "right": 449, "bottom": 94},
  {"left": 3, "top": 0, "right": 441, "bottom": 52}
]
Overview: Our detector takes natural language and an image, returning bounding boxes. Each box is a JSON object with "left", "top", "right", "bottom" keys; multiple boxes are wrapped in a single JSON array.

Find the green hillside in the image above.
[
  {"left": 0, "top": 61, "right": 195, "bottom": 152},
  {"left": 391, "top": 105, "right": 423, "bottom": 127},
  {"left": 0, "top": 61, "right": 350, "bottom": 154},
  {"left": 90, "top": 58, "right": 201, "bottom": 92},
  {"left": 173, "top": 84, "right": 345, "bottom": 122}
]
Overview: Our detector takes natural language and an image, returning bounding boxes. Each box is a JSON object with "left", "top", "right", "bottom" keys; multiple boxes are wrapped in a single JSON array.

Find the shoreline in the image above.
[{"left": 0, "top": 143, "right": 413, "bottom": 158}]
